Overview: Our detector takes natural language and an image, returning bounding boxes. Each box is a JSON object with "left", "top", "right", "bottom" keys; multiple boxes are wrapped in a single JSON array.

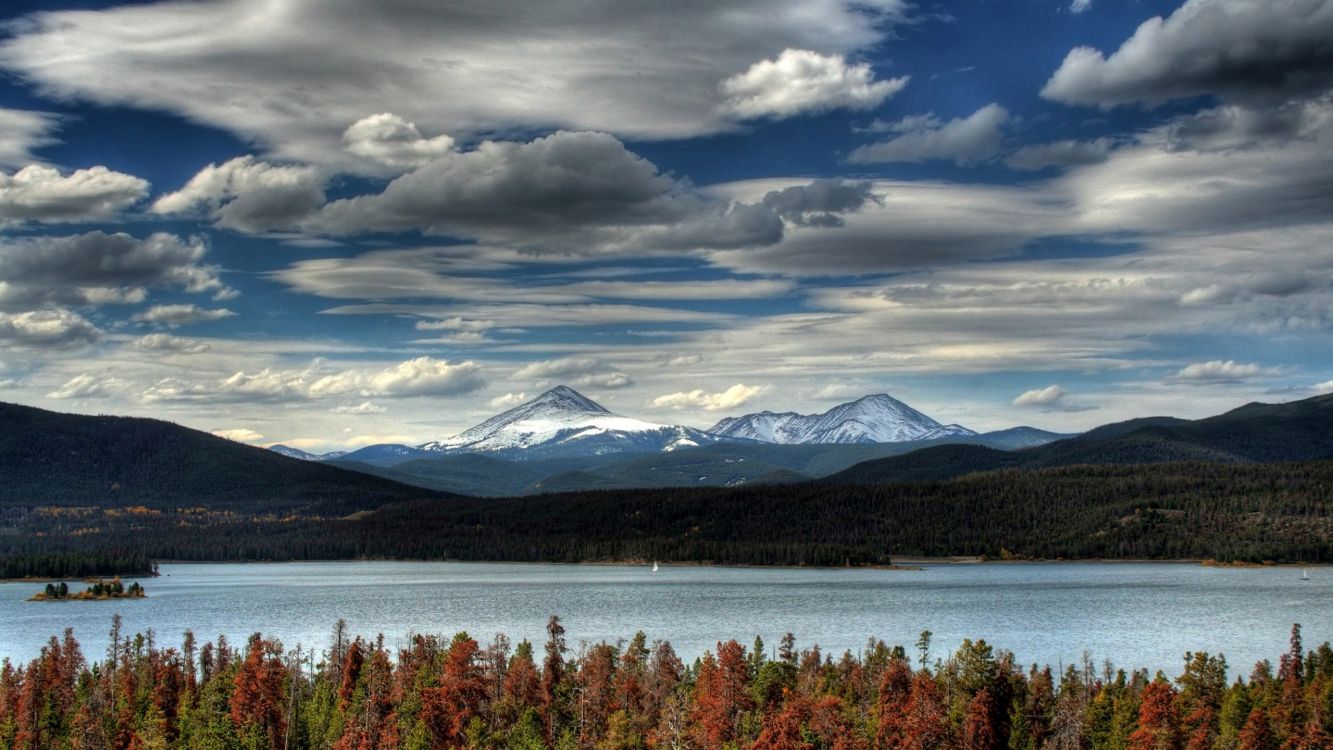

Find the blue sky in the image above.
[{"left": 1, "top": 0, "right": 1331, "bottom": 451}]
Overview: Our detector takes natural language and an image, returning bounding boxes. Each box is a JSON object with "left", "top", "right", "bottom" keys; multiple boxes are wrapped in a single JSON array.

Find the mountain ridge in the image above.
[{"left": 708, "top": 393, "right": 976, "bottom": 444}]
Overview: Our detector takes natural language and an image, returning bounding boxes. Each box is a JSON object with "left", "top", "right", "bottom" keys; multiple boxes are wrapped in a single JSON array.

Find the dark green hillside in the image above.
[
  {"left": 332, "top": 453, "right": 554, "bottom": 497},
  {"left": 829, "top": 443, "right": 1021, "bottom": 484},
  {"left": 8, "top": 459, "right": 1330, "bottom": 566},
  {"left": 0, "top": 401, "right": 447, "bottom": 514},
  {"left": 828, "top": 393, "right": 1333, "bottom": 484}
]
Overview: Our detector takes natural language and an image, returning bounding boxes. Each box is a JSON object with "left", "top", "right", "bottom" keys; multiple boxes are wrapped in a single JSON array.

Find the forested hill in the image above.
[
  {"left": 8, "top": 460, "right": 1331, "bottom": 566},
  {"left": 829, "top": 392, "right": 1333, "bottom": 484},
  {"left": 0, "top": 401, "right": 449, "bottom": 515}
]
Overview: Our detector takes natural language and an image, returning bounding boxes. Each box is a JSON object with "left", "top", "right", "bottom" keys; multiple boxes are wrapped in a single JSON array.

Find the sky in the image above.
[{"left": 1, "top": 0, "right": 1332, "bottom": 452}]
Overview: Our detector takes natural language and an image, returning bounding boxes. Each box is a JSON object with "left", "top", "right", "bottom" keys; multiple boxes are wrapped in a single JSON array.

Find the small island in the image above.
[{"left": 29, "top": 577, "right": 146, "bottom": 601}]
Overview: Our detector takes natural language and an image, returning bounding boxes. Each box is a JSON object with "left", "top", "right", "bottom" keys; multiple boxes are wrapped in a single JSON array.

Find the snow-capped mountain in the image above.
[
  {"left": 419, "top": 385, "right": 725, "bottom": 459},
  {"left": 709, "top": 394, "right": 976, "bottom": 444},
  {"left": 268, "top": 445, "right": 347, "bottom": 462}
]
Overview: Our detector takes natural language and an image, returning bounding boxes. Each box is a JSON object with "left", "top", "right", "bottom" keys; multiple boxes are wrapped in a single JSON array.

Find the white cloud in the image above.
[
  {"left": 488, "top": 392, "right": 530, "bottom": 409},
  {"left": 720, "top": 49, "right": 907, "bottom": 120},
  {"left": 848, "top": 104, "right": 1010, "bottom": 166},
  {"left": 1042, "top": 0, "right": 1333, "bottom": 108},
  {"left": 1069, "top": 0, "right": 1092, "bottom": 13},
  {"left": 0, "top": 308, "right": 101, "bottom": 348},
  {"left": 152, "top": 156, "right": 325, "bottom": 233},
  {"left": 1315, "top": 379, "right": 1333, "bottom": 394},
  {"left": 511, "top": 356, "right": 633, "bottom": 390},
  {"left": 667, "top": 354, "right": 703, "bottom": 368},
  {"left": 1013, "top": 385, "right": 1067, "bottom": 408},
  {"left": 652, "top": 383, "right": 766, "bottom": 411},
  {"left": 143, "top": 357, "right": 484, "bottom": 403},
  {"left": 1171, "top": 360, "right": 1282, "bottom": 383},
  {"left": 0, "top": 0, "right": 908, "bottom": 166},
  {"left": 577, "top": 372, "right": 633, "bottom": 389},
  {"left": 331, "top": 400, "right": 386, "bottom": 415},
  {"left": 515, "top": 356, "right": 604, "bottom": 381},
  {"left": 343, "top": 113, "right": 455, "bottom": 172},
  {"left": 131, "top": 333, "right": 212, "bottom": 354},
  {"left": 47, "top": 373, "right": 121, "bottom": 399},
  {"left": 0, "top": 164, "right": 148, "bottom": 223},
  {"left": 0, "top": 108, "right": 58, "bottom": 168},
  {"left": 353, "top": 358, "right": 484, "bottom": 398},
  {"left": 133, "top": 304, "right": 236, "bottom": 327},
  {"left": 212, "top": 428, "right": 264, "bottom": 443}
]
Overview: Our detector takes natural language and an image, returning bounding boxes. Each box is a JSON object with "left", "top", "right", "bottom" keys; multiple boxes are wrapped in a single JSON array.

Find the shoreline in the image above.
[{"left": 125, "top": 556, "right": 1330, "bottom": 571}]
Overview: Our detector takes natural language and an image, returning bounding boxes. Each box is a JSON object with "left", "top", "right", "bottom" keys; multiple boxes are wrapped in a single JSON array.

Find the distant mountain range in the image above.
[
  {"left": 5, "top": 393, "right": 1333, "bottom": 568},
  {"left": 270, "top": 386, "right": 1021, "bottom": 466},
  {"left": 5, "top": 391, "right": 1332, "bottom": 507},
  {"left": 709, "top": 393, "right": 975, "bottom": 444}
]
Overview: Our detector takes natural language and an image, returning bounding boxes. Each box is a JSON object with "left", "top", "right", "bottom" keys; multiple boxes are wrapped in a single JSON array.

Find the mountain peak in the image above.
[
  {"left": 528, "top": 385, "right": 610, "bottom": 414},
  {"left": 417, "top": 385, "right": 721, "bottom": 457}
]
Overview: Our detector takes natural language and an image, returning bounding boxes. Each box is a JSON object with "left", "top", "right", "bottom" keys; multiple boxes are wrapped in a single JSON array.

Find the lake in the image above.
[{"left": 1, "top": 561, "right": 1328, "bottom": 676}]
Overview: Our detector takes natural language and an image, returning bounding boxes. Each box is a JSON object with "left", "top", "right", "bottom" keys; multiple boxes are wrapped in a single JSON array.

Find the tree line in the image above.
[
  {"left": 2, "top": 618, "right": 1330, "bottom": 750},
  {"left": 4, "top": 461, "right": 1331, "bottom": 571}
]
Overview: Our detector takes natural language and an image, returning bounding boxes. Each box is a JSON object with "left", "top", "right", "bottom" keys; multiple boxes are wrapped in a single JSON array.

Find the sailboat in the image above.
[
  {"left": 1301, "top": 569, "right": 1311, "bottom": 581},
  {"left": 652, "top": 560, "right": 659, "bottom": 572}
]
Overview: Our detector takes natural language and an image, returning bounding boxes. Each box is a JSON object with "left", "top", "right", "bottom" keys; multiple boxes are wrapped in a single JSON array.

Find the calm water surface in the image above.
[{"left": 2, "top": 561, "right": 1328, "bottom": 676}]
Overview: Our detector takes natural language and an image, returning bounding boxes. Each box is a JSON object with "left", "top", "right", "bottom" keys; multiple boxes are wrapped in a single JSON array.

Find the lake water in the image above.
[{"left": 2, "top": 561, "right": 1328, "bottom": 676}]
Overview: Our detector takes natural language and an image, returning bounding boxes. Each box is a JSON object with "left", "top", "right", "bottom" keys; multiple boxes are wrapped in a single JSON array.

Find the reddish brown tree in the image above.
[
  {"left": 752, "top": 693, "right": 812, "bottom": 750},
  {"left": 230, "top": 634, "right": 288, "bottom": 750},
  {"left": 1127, "top": 681, "right": 1180, "bottom": 750},
  {"left": 338, "top": 638, "right": 366, "bottom": 714},
  {"left": 898, "top": 671, "right": 950, "bottom": 750},
  {"left": 579, "top": 642, "right": 620, "bottom": 746},
  {"left": 874, "top": 658, "right": 912, "bottom": 750},
  {"left": 1237, "top": 707, "right": 1275, "bottom": 750},
  {"left": 961, "top": 688, "right": 996, "bottom": 750},
  {"left": 421, "top": 634, "right": 487, "bottom": 748},
  {"left": 809, "top": 695, "right": 865, "bottom": 750}
]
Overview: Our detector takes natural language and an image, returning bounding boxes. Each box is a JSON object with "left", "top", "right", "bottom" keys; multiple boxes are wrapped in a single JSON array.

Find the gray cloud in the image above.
[
  {"left": 131, "top": 333, "right": 212, "bottom": 354},
  {"left": 1042, "top": 0, "right": 1333, "bottom": 108},
  {"left": 306, "top": 131, "right": 875, "bottom": 252},
  {"left": 133, "top": 304, "right": 236, "bottom": 327},
  {"left": 0, "top": 0, "right": 908, "bottom": 167},
  {"left": 152, "top": 156, "right": 326, "bottom": 233},
  {"left": 1167, "top": 98, "right": 1333, "bottom": 151},
  {"left": 759, "top": 179, "right": 880, "bottom": 227},
  {"left": 0, "top": 232, "right": 224, "bottom": 310},
  {"left": 848, "top": 104, "right": 1009, "bottom": 166},
  {"left": 311, "top": 131, "right": 681, "bottom": 242},
  {"left": 0, "top": 165, "right": 148, "bottom": 223},
  {"left": 1005, "top": 138, "right": 1113, "bottom": 171},
  {"left": 707, "top": 178, "right": 1065, "bottom": 276},
  {"left": 514, "top": 355, "right": 632, "bottom": 388}
]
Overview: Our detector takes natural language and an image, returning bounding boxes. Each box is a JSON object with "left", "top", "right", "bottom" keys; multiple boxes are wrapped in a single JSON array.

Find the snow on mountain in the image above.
[
  {"left": 419, "top": 385, "right": 724, "bottom": 459},
  {"left": 709, "top": 394, "right": 976, "bottom": 444},
  {"left": 268, "top": 445, "right": 347, "bottom": 461}
]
